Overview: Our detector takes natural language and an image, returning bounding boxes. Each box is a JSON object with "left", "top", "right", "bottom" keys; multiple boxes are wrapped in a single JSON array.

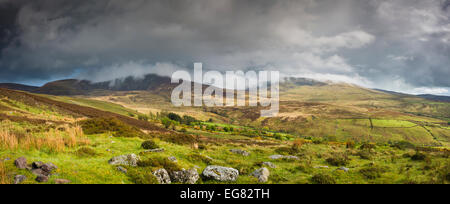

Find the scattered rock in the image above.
[
  {"left": 108, "top": 154, "right": 140, "bottom": 166},
  {"left": 31, "top": 168, "right": 49, "bottom": 176},
  {"left": 202, "top": 165, "right": 239, "bottom": 182},
  {"left": 314, "top": 166, "right": 329, "bottom": 169},
  {"left": 262, "top": 162, "right": 276, "bottom": 168},
  {"left": 171, "top": 168, "right": 199, "bottom": 184},
  {"left": 230, "top": 149, "right": 250, "bottom": 156},
  {"left": 153, "top": 168, "right": 171, "bottom": 184},
  {"left": 4, "top": 157, "right": 10, "bottom": 161},
  {"left": 337, "top": 167, "right": 349, "bottom": 172},
  {"left": 168, "top": 156, "right": 177, "bottom": 162},
  {"left": 252, "top": 167, "right": 270, "bottom": 183},
  {"left": 14, "top": 157, "right": 28, "bottom": 169},
  {"left": 143, "top": 148, "right": 165, "bottom": 153},
  {"left": 117, "top": 166, "right": 127, "bottom": 174},
  {"left": 32, "top": 161, "right": 44, "bottom": 169},
  {"left": 55, "top": 179, "right": 71, "bottom": 184},
  {"left": 269, "top": 155, "right": 299, "bottom": 160},
  {"left": 14, "top": 175, "right": 27, "bottom": 184},
  {"left": 41, "top": 163, "right": 57, "bottom": 173},
  {"left": 35, "top": 175, "right": 48, "bottom": 183}
]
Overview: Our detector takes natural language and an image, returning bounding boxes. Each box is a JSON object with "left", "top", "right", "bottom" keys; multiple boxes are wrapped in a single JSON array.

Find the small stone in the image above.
[
  {"left": 337, "top": 167, "right": 349, "bottom": 172},
  {"left": 4, "top": 158, "right": 10, "bottom": 161},
  {"left": 168, "top": 156, "right": 177, "bottom": 162},
  {"left": 269, "top": 155, "right": 299, "bottom": 160},
  {"left": 31, "top": 168, "right": 49, "bottom": 176},
  {"left": 117, "top": 166, "right": 127, "bottom": 174},
  {"left": 314, "top": 166, "right": 329, "bottom": 169},
  {"left": 41, "top": 163, "right": 57, "bottom": 173},
  {"left": 230, "top": 149, "right": 250, "bottom": 156},
  {"left": 252, "top": 167, "right": 270, "bottom": 183},
  {"left": 14, "top": 175, "right": 27, "bottom": 184},
  {"left": 262, "top": 162, "right": 276, "bottom": 168},
  {"left": 35, "top": 175, "right": 48, "bottom": 183},
  {"left": 153, "top": 169, "right": 171, "bottom": 184},
  {"left": 14, "top": 157, "right": 28, "bottom": 169},
  {"left": 55, "top": 179, "right": 71, "bottom": 184},
  {"left": 143, "top": 148, "right": 165, "bottom": 153}
]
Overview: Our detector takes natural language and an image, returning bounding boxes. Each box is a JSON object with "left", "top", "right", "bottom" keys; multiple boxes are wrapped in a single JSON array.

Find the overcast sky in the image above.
[{"left": 0, "top": 0, "right": 449, "bottom": 95}]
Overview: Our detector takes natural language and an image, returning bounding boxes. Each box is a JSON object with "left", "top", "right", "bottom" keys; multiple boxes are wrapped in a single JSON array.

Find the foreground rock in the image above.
[
  {"left": 108, "top": 154, "right": 140, "bottom": 166},
  {"left": 153, "top": 169, "right": 171, "bottom": 184},
  {"left": 14, "top": 175, "right": 27, "bottom": 184},
  {"left": 252, "top": 168, "right": 270, "bottom": 183},
  {"left": 35, "top": 175, "right": 48, "bottom": 183},
  {"left": 171, "top": 168, "right": 199, "bottom": 184},
  {"left": 15, "top": 157, "right": 28, "bottom": 169},
  {"left": 262, "top": 162, "right": 276, "bottom": 168},
  {"left": 202, "top": 165, "right": 239, "bottom": 182},
  {"left": 55, "top": 179, "right": 71, "bottom": 184},
  {"left": 269, "top": 155, "right": 299, "bottom": 160},
  {"left": 230, "top": 149, "right": 250, "bottom": 156}
]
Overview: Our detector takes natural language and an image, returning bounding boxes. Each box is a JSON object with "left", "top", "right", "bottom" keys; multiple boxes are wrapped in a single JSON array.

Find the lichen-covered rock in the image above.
[
  {"left": 14, "top": 157, "right": 28, "bottom": 169},
  {"left": 108, "top": 154, "right": 140, "bottom": 166},
  {"left": 41, "top": 163, "right": 57, "bottom": 173},
  {"left": 171, "top": 168, "right": 199, "bottom": 184},
  {"left": 252, "top": 167, "right": 270, "bottom": 183},
  {"left": 262, "top": 162, "right": 276, "bottom": 168},
  {"left": 32, "top": 161, "right": 44, "bottom": 169},
  {"left": 14, "top": 175, "right": 27, "bottom": 184},
  {"left": 230, "top": 149, "right": 250, "bottom": 156},
  {"left": 269, "top": 155, "right": 299, "bottom": 160},
  {"left": 35, "top": 175, "right": 48, "bottom": 183},
  {"left": 153, "top": 168, "right": 171, "bottom": 184},
  {"left": 202, "top": 165, "right": 239, "bottom": 182},
  {"left": 55, "top": 179, "right": 71, "bottom": 184}
]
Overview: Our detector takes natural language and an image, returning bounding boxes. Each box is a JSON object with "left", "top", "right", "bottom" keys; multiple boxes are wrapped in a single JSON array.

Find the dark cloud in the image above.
[{"left": 0, "top": 0, "right": 449, "bottom": 95}]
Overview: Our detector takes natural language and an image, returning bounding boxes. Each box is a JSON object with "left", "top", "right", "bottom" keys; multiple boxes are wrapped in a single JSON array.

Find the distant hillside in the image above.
[
  {"left": 418, "top": 94, "right": 450, "bottom": 102},
  {"left": 0, "top": 83, "right": 38, "bottom": 92}
]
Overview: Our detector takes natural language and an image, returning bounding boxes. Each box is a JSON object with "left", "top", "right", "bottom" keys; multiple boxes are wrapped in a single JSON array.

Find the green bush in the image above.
[
  {"left": 311, "top": 173, "right": 336, "bottom": 184},
  {"left": 80, "top": 117, "right": 145, "bottom": 138},
  {"left": 75, "top": 147, "right": 97, "bottom": 157},
  {"left": 411, "top": 151, "right": 428, "bottom": 161},
  {"left": 141, "top": 140, "right": 159, "bottom": 150},
  {"left": 137, "top": 157, "right": 182, "bottom": 172},
  {"left": 168, "top": 113, "right": 182, "bottom": 122},
  {"left": 127, "top": 168, "right": 159, "bottom": 184},
  {"left": 326, "top": 153, "right": 350, "bottom": 166},
  {"left": 359, "top": 165, "right": 387, "bottom": 179}
]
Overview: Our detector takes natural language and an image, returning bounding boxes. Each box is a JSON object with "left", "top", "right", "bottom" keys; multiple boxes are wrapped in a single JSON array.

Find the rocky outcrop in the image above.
[
  {"left": 14, "top": 157, "right": 28, "bottom": 169},
  {"left": 153, "top": 168, "right": 171, "bottom": 184},
  {"left": 14, "top": 175, "right": 27, "bottom": 184},
  {"left": 262, "top": 162, "right": 276, "bottom": 168},
  {"left": 202, "top": 165, "right": 239, "bottom": 182},
  {"left": 269, "top": 155, "right": 299, "bottom": 160},
  {"left": 108, "top": 154, "right": 140, "bottom": 166},
  {"left": 171, "top": 168, "right": 199, "bottom": 184},
  {"left": 230, "top": 149, "right": 250, "bottom": 156},
  {"left": 252, "top": 167, "right": 270, "bottom": 183}
]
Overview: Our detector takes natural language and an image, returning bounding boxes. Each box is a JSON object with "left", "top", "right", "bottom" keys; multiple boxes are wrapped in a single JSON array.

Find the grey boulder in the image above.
[
  {"left": 108, "top": 154, "right": 140, "bottom": 166},
  {"left": 252, "top": 167, "right": 270, "bottom": 183},
  {"left": 153, "top": 168, "right": 171, "bottom": 184},
  {"left": 14, "top": 157, "right": 28, "bottom": 169},
  {"left": 202, "top": 165, "right": 239, "bottom": 182},
  {"left": 14, "top": 175, "right": 27, "bottom": 184},
  {"left": 171, "top": 168, "right": 199, "bottom": 184},
  {"left": 230, "top": 149, "right": 250, "bottom": 156}
]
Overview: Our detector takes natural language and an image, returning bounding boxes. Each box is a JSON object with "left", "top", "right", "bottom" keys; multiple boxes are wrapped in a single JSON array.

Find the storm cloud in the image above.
[{"left": 0, "top": 0, "right": 449, "bottom": 95}]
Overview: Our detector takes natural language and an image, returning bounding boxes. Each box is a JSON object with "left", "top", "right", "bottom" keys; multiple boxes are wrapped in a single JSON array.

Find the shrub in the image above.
[
  {"left": 391, "top": 141, "right": 416, "bottom": 150},
  {"left": 127, "top": 168, "right": 159, "bottom": 184},
  {"left": 359, "top": 165, "right": 387, "bottom": 179},
  {"left": 137, "top": 157, "right": 182, "bottom": 172},
  {"left": 141, "top": 140, "right": 159, "bottom": 150},
  {"left": 80, "top": 117, "right": 145, "bottom": 138},
  {"left": 326, "top": 153, "right": 350, "bottom": 166},
  {"left": 187, "top": 153, "right": 213, "bottom": 164},
  {"left": 358, "top": 150, "right": 372, "bottom": 160},
  {"left": 346, "top": 141, "right": 356, "bottom": 149},
  {"left": 411, "top": 151, "right": 428, "bottom": 161},
  {"left": 161, "top": 117, "right": 173, "bottom": 129},
  {"left": 168, "top": 113, "right": 182, "bottom": 122},
  {"left": 311, "top": 173, "right": 336, "bottom": 184},
  {"left": 75, "top": 147, "right": 97, "bottom": 157},
  {"left": 360, "top": 143, "right": 376, "bottom": 151},
  {"left": 138, "top": 115, "right": 149, "bottom": 121}
]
